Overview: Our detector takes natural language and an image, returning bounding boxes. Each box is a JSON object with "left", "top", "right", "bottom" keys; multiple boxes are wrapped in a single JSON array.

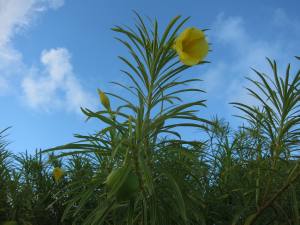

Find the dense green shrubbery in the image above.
[{"left": 0, "top": 14, "right": 300, "bottom": 225}]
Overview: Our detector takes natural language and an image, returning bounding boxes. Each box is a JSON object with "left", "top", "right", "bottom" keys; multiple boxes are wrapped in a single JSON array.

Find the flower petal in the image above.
[{"left": 174, "top": 27, "right": 209, "bottom": 66}]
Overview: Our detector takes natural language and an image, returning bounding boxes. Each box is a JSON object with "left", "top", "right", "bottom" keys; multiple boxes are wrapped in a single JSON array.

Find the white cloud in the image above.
[
  {"left": 41, "top": 47, "right": 72, "bottom": 83},
  {"left": 0, "top": 0, "right": 64, "bottom": 46},
  {"left": 0, "top": 0, "right": 96, "bottom": 113},
  {"left": 212, "top": 14, "right": 248, "bottom": 49},
  {"left": 201, "top": 10, "right": 300, "bottom": 121},
  {"left": 0, "top": 45, "right": 24, "bottom": 96},
  {"left": 22, "top": 48, "right": 97, "bottom": 112},
  {"left": 0, "top": 77, "right": 9, "bottom": 95},
  {"left": 0, "top": 0, "right": 31, "bottom": 46},
  {"left": 272, "top": 8, "right": 300, "bottom": 33},
  {"left": 45, "top": 0, "right": 65, "bottom": 10},
  {"left": 0, "top": 0, "right": 65, "bottom": 96}
]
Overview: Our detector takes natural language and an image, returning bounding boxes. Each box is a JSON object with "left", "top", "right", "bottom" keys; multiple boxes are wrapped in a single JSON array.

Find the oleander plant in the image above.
[{"left": 0, "top": 13, "right": 300, "bottom": 225}]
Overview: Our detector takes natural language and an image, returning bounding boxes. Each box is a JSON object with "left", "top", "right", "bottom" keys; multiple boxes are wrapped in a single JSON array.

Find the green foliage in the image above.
[
  {"left": 43, "top": 13, "right": 209, "bottom": 225},
  {"left": 0, "top": 128, "right": 11, "bottom": 223}
]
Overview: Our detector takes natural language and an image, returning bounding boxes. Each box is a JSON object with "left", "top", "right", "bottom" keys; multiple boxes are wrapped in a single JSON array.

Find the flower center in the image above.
[{"left": 184, "top": 38, "right": 199, "bottom": 51}]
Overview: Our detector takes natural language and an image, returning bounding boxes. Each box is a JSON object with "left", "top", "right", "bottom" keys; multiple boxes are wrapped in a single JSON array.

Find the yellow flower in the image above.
[
  {"left": 98, "top": 89, "right": 111, "bottom": 110},
  {"left": 173, "top": 27, "right": 209, "bottom": 66},
  {"left": 53, "top": 167, "right": 64, "bottom": 182}
]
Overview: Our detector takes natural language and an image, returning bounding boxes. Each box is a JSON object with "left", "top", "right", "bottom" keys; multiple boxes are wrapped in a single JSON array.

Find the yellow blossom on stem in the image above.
[
  {"left": 173, "top": 27, "right": 209, "bottom": 66},
  {"left": 98, "top": 89, "right": 111, "bottom": 110},
  {"left": 53, "top": 167, "right": 64, "bottom": 182}
]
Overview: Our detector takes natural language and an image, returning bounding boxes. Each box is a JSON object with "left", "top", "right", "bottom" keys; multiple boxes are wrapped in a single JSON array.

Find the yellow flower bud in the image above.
[
  {"left": 98, "top": 89, "right": 111, "bottom": 110},
  {"left": 173, "top": 27, "right": 209, "bottom": 66},
  {"left": 53, "top": 167, "right": 64, "bottom": 182}
]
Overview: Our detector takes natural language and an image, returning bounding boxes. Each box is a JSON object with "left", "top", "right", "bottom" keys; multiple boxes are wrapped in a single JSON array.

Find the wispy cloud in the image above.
[
  {"left": 0, "top": 0, "right": 65, "bottom": 46},
  {"left": 201, "top": 9, "right": 300, "bottom": 120},
  {"left": 22, "top": 48, "right": 97, "bottom": 112},
  {"left": 0, "top": 0, "right": 65, "bottom": 94},
  {"left": 0, "top": 0, "right": 97, "bottom": 113},
  {"left": 272, "top": 8, "right": 300, "bottom": 34}
]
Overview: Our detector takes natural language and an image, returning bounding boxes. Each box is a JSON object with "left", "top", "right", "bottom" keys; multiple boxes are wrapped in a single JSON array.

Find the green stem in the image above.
[{"left": 247, "top": 166, "right": 300, "bottom": 225}]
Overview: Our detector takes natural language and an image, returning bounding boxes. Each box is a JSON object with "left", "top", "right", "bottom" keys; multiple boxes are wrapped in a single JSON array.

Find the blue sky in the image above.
[{"left": 0, "top": 0, "right": 299, "bottom": 153}]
